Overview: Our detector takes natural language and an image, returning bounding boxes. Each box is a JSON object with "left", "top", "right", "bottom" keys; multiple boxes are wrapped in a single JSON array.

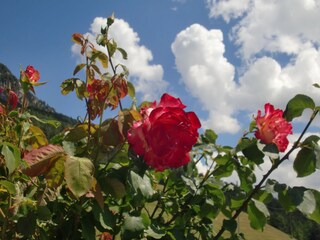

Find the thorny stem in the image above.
[
  {"left": 213, "top": 109, "right": 319, "bottom": 240},
  {"left": 85, "top": 56, "right": 93, "bottom": 147},
  {"left": 106, "top": 39, "right": 123, "bottom": 111},
  {"left": 150, "top": 176, "right": 170, "bottom": 219}
]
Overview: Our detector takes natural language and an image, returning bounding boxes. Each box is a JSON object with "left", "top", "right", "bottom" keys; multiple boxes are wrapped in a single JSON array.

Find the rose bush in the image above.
[
  {"left": 255, "top": 103, "right": 293, "bottom": 152},
  {"left": 1, "top": 15, "right": 320, "bottom": 240},
  {"left": 128, "top": 93, "right": 201, "bottom": 171}
]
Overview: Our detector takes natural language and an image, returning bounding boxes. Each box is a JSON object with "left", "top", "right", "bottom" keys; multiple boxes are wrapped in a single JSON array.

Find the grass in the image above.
[{"left": 213, "top": 213, "right": 295, "bottom": 240}]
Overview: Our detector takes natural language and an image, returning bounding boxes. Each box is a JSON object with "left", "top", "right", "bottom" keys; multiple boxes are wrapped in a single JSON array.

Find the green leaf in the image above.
[
  {"left": 123, "top": 214, "right": 145, "bottom": 232},
  {"left": 284, "top": 94, "right": 315, "bottom": 121},
  {"left": 73, "top": 63, "right": 86, "bottom": 76},
  {"left": 313, "top": 142, "right": 320, "bottom": 169},
  {"left": 302, "top": 135, "right": 320, "bottom": 145},
  {"left": 0, "top": 180, "right": 16, "bottom": 194},
  {"left": 64, "top": 123, "right": 95, "bottom": 142},
  {"left": 81, "top": 214, "right": 96, "bottom": 240},
  {"left": 249, "top": 120, "right": 256, "bottom": 132},
  {"left": 308, "top": 190, "right": 320, "bottom": 223},
  {"left": 223, "top": 219, "right": 237, "bottom": 233},
  {"left": 60, "top": 78, "right": 77, "bottom": 95},
  {"left": 199, "top": 199, "right": 218, "bottom": 218},
  {"left": 242, "top": 140, "right": 264, "bottom": 165},
  {"left": 278, "top": 187, "right": 304, "bottom": 212},
  {"left": 45, "top": 155, "right": 65, "bottom": 188},
  {"left": 260, "top": 143, "right": 279, "bottom": 159},
  {"left": 17, "top": 211, "right": 37, "bottom": 236},
  {"left": 92, "top": 202, "right": 116, "bottom": 230},
  {"left": 130, "top": 171, "right": 155, "bottom": 199},
  {"left": 298, "top": 190, "right": 316, "bottom": 215},
  {"left": 204, "top": 129, "right": 217, "bottom": 144},
  {"left": 238, "top": 166, "right": 256, "bottom": 193},
  {"left": 145, "top": 225, "right": 166, "bottom": 239},
  {"left": 91, "top": 64, "right": 101, "bottom": 75},
  {"left": 64, "top": 156, "right": 94, "bottom": 198},
  {"left": 26, "top": 112, "right": 61, "bottom": 128},
  {"left": 127, "top": 81, "right": 135, "bottom": 99},
  {"left": 313, "top": 83, "right": 320, "bottom": 88},
  {"left": 247, "top": 199, "right": 269, "bottom": 230},
  {"left": 75, "top": 79, "right": 88, "bottom": 100},
  {"left": 231, "top": 198, "right": 245, "bottom": 210},
  {"left": 107, "top": 40, "right": 117, "bottom": 58},
  {"left": 1, "top": 143, "right": 21, "bottom": 175},
  {"left": 294, "top": 147, "right": 316, "bottom": 177},
  {"left": 117, "top": 47, "right": 128, "bottom": 60},
  {"left": 104, "top": 176, "right": 126, "bottom": 199},
  {"left": 97, "top": 51, "right": 109, "bottom": 69}
]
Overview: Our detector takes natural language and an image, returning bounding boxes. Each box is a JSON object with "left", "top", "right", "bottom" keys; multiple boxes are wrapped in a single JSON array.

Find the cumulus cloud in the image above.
[
  {"left": 234, "top": 48, "right": 320, "bottom": 112},
  {"left": 206, "top": 0, "right": 251, "bottom": 22},
  {"left": 72, "top": 17, "right": 168, "bottom": 100},
  {"left": 171, "top": 0, "right": 320, "bottom": 134},
  {"left": 208, "top": 0, "right": 320, "bottom": 59},
  {"left": 171, "top": 24, "right": 240, "bottom": 133}
]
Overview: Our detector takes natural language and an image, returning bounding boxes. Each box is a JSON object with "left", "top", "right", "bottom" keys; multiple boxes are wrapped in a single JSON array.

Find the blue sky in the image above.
[{"left": 2, "top": 0, "right": 320, "bottom": 188}]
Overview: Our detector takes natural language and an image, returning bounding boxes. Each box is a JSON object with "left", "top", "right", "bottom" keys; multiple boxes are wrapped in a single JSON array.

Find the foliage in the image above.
[
  {"left": 268, "top": 198, "right": 320, "bottom": 240},
  {"left": 1, "top": 14, "right": 320, "bottom": 240}
]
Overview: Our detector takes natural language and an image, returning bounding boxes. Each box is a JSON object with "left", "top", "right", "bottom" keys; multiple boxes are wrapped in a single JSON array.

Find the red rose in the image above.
[
  {"left": 255, "top": 103, "right": 292, "bottom": 152},
  {"left": 25, "top": 66, "right": 40, "bottom": 83},
  {"left": 8, "top": 90, "right": 18, "bottom": 109},
  {"left": 128, "top": 93, "right": 201, "bottom": 171}
]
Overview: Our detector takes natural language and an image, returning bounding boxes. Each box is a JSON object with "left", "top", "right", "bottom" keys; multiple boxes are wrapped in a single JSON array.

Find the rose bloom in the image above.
[
  {"left": 25, "top": 66, "right": 40, "bottom": 83},
  {"left": 128, "top": 93, "right": 201, "bottom": 171},
  {"left": 8, "top": 90, "right": 18, "bottom": 109},
  {"left": 255, "top": 103, "right": 292, "bottom": 152}
]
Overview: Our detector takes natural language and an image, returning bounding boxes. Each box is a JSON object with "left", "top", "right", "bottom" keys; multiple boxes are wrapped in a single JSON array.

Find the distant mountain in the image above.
[{"left": 0, "top": 63, "right": 77, "bottom": 138}]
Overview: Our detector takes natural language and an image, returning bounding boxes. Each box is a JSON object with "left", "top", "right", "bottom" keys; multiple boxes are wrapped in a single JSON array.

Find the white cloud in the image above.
[
  {"left": 171, "top": 0, "right": 320, "bottom": 190},
  {"left": 208, "top": 0, "right": 320, "bottom": 59},
  {"left": 206, "top": 0, "right": 251, "bottom": 22},
  {"left": 72, "top": 17, "right": 168, "bottom": 100},
  {"left": 171, "top": 0, "right": 320, "bottom": 134},
  {"left": 171, "top": 24, "right": 239, "bottom": 133},
  {"left": 172, "top": 24, "right": 320, "bottom": 133}
]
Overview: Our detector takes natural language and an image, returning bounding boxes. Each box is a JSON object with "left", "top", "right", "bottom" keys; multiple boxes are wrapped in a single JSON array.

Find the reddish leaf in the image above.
[
  {"left": 23, "top": 144, "right": 66, "bottom": 177},
  {"left": 112, "top": 75, "right": 128, "bottom": 99},
  {"left": 101, "top": 119, "right": 124, "bottom": 147},
  {"left": 92, "top": 179, "right": 104, "bottom": 209},
  {"left": 72, "top": 33, "right": 84, "bottom": 45}
]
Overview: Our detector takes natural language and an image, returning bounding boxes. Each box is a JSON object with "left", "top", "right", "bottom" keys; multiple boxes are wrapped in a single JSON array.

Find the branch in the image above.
[{"left": 213, "top": 109, "right": 319, "bottom": 239}]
